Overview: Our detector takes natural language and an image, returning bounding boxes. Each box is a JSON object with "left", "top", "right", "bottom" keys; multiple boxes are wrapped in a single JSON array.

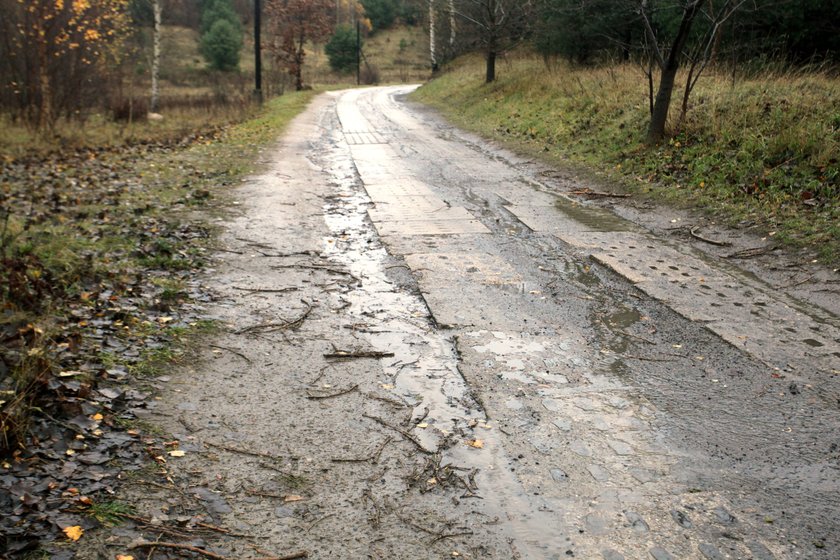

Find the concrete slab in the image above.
[
  {"left": 368, "top": 206, "right": 477, "bottom": 223},
  {"left": 374, "top": 217, "right": 490, "bottom": 236}
]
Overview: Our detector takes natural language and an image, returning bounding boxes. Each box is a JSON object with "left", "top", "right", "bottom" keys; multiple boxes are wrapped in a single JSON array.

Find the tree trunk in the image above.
[
  {"left": 449, "top": 0, "right": 455, "bottom": 50},
  {"left": 150, "top": 0, "right": 162, "bottom": 113},
  {"left": 647, "top": 63, "right": 678, "bottom": 142},
  {"left": 36, "top": 32, "right": 52, "bottom": 131},
  {"left": 485, "top": 50, "right": 496, "bottom": 83},
  {"left": 429, "top": 0, "right": 437, "bottom": 71},
  {"left": 646, "top": 0, "right": 701, "bottom": 144}
]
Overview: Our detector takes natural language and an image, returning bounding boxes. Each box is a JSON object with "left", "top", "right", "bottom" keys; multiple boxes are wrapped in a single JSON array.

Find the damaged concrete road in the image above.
[{"left": 111, "top": 87, "right": 840, "bottom": 560}]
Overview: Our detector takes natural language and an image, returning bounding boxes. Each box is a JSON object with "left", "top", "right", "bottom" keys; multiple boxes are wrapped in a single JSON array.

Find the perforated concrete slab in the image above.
[
  {"left": 378, "top": 233, "right": 493, "bottom": 255},
  {"left": 373, "top": 217, "right": 490, "bottom": 236},
  {"left": 506, "top": 203, "right": 633, "bottom": 235},
  {"left": 370, "top": 195, "right": 450, "bottom": 214},
  {"left": 368, "top": 206, "right": 477, "bottom": 223},
  {"left": 363, "top": 182, "right": 440, "bottom": 201},
  {"left": 344, "top": 131, "right": 388, "bottom": 145},
  {"left": 589, "top": 243, "right": 840, "bottom": 372}
]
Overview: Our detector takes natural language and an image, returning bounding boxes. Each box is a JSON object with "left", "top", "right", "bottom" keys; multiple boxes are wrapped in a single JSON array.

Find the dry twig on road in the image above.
[
  {"left": 306, "top": 384, "right": 359, "bottom": 400},
  {"left": 362, "top": 413, "right": 431, "bottom": 454},
  {"left": 324, "top": 350, "right": 395, "bottom": 359},
  {"left": 689, "top": 226, "right": 732, "bottom": 247}
]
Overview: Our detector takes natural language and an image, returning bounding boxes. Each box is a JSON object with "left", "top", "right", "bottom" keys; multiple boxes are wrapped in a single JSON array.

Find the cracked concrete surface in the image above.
[{"left": 121, "top": 87, "right": 839, "bottom": 560}]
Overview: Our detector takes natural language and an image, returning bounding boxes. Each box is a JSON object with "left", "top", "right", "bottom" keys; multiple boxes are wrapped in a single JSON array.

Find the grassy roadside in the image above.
[
  {"left": 1, "top": 89, "right": 317, "bottom": 554},
  {"left": 412, "top": 53, "right": 839, "bottom": 264},
  {"left": 0, "top": 89, "right": 316, "bottom": 455}
]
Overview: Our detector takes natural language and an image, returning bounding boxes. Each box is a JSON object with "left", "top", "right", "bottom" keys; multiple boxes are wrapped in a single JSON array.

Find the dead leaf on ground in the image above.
[
  {"left": 467, "top": 439, "right": 484, "bottom": 449},
  {"left": 62, "top": 525, "right": 83, "bottom": 541}
]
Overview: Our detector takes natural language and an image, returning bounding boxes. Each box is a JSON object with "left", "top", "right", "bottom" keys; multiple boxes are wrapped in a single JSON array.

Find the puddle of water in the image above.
[
  {"left": 606, "top": 307, "right": 642, "bottom": 329},
  {"left": 316, "top": 129, "right": 575, "bottom": 558},
  {"left": 553, "top": 197, "right": 632, "bottom": 232}
]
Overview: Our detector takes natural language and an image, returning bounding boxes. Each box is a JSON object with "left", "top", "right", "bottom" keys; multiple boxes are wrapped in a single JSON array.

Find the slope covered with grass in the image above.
[{"left": 413, "top": 53, "right": 839, "bottom": 262}]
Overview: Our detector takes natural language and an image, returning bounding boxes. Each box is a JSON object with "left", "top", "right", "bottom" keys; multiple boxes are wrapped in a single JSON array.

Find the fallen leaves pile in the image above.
[{"left": 0, "top": 141, "right": 218, "bottom": 556}]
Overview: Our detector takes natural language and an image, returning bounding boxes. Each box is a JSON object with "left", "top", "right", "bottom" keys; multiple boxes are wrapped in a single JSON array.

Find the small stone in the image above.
[
  {"left": 608, "top": 440, "right": 634, "bottom": 455},
  {"left": 569, "top": 440, "right": 592, "bottom": 457},
  {"left": 629, "top": 468, "right": 656, "bottom": 483},
  {"left": 550, "top": 468, "right": 569, "bottom": 483},
  {"left": 698, "top": 543, "right": 724, "bottom": 560},
  {"left": 542, "top": 399, "right": 562, "bottom": 412},
  {"left": 275, "top": 506, "right": 295, "bottom": 518},
  {"left": 670, "top": 509, "right": 693, "bottom": 528},
  {"left": 649, "top": 547, "right": 674, "bottom": 560},
  {"left": 625, "top": 511, "right": 649, "bottom": 533},
  {"left": 602, "top": 551, "right": 624, "bottom": 560},
  {"left": 587, "top": 464, "right": 610, "bottom": 482},
  {"left": 552, "top": 418, "right": 572, "bottom": 431},
  {"left": 713, "top": 506, "right": 736, "bottom": 524},
  {"left": 584, "top": 513, "right": 611, "bottom": 535},
  {"left": 746, "top": 541, "right": 776, "bottom": 560}
]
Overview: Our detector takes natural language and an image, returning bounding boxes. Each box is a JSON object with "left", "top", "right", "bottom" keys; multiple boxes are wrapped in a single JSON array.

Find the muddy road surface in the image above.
[{"left": 122, "top": 87, "right": 840, "bottom": 560}]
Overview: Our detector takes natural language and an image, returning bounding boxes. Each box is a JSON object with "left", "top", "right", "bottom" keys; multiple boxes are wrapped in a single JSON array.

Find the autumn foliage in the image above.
[
  {"left": 266, "top": 0, "right": 336, "bottom": 91},
  {"left": 0, "top": 0, "right": 130, "bottom": 130}
]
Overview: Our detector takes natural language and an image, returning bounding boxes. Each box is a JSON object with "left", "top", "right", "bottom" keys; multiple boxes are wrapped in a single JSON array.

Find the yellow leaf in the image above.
[
  {"left": 63, "top": 525, "right": 83, "bottom": 541},
  {"left": 283, "top": 495, "right": 304, "bottom": 503},
  {"left": 168, "top": 450, "right": 186, "bottom": 457},
  {"left": 116, "top": 556, "right": 135, "bottom": 560},
  {"left": 91, "top": 413, "right": 103, "bottom": 421},
  {"left": 467, "top": 439, "right": 484, "bottom": 449}
]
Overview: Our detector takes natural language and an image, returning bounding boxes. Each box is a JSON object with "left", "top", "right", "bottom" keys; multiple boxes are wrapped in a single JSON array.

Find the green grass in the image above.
[
  {"left": 413, "top": 52, "right": 840, "bottom": 263},
  {"left": 88, "top": 500, "right": 135, "bottom": 526}
]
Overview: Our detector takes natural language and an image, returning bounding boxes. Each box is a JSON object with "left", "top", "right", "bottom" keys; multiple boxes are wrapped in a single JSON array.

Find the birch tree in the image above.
[{"left": 150, "top": 0, "right": 162, "bottom": 113}]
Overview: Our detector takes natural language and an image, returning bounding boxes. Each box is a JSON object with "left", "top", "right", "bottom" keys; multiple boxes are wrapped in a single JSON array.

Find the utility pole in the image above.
[{"left": 254, "top": 0, "right": 262, "bottom": 103}]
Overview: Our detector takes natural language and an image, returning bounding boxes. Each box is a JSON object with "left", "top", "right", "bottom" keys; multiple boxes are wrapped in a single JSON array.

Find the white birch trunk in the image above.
[
  {"left": 429, "top": 0, "right": 437, "bottom": 70},
  {"left": 449, "top": 0, "right": 455, "bottom": 50},
  {"left": 150, "top": 0, "right": 162, "bottom": 113}
]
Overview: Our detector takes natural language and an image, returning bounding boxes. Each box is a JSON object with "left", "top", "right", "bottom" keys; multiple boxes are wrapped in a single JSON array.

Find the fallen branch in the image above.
[
  {"left": 116, "top": 513, "right": 251, "bottom": 538},
  {"left": 332, "top": 436, "right": 393, "bottom": 463},
  {"left": 256, "top": 250, "right": 320, "bottom": 258},
  {"left": 129, "top": 541, "right": 228, "bottom": 560},
  {"left": 431, "top": 530, "right": 474, "bottom": 544},
  {"left": 235, "top": 301, "right": 312, "bottom": 334},
  {"left": 725, "top": 245, "right": 776, "bottom": 259},
  {"left": 232, "top": 286, "right": 300, "bottom": 295},
  {"left": 254, "top": 552, "right": 308, "bottom": 560},
  {"left": 569, "top": 188, "right": 631, "bottom": 198},
  {"left": 779, "top": 273, "right": 815, "bottom": 289},
  {"left": 363, "top": 392, "right": 409, "bottom": 408},
  {"left": 362, "top": 413, "right": 431, "bottom": 454},
  {"left": 306, "top": 384, "right": 359, "bottom": 400},
  {"left": 689, "top": 226, "right": 732, "bottom": 247},
  {"left": 209, "top": 344, "right": 252, "bottom": 363},
  {"left": 324, "top": 350, "right": 395, "bottom": 360},
  {"left": 271, "top": 264, "right": 359, "bottom": 280}
]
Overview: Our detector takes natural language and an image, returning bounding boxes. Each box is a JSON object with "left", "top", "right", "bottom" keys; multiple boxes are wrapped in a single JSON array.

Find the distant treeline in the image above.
[{"left": 533, "top": 0, "right": 839, "bottom": 67}]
